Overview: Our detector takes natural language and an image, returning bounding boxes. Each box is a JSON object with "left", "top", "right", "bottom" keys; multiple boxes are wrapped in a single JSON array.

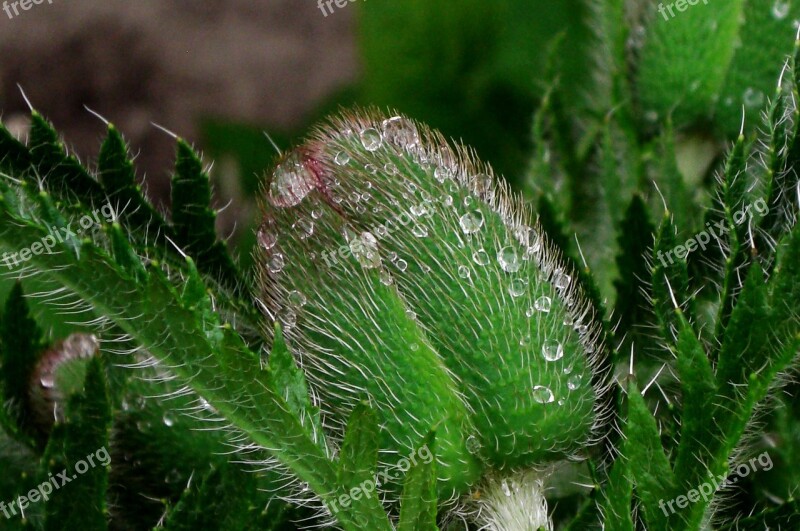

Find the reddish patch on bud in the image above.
[{"left": 29, "top": 333, "right": 99, "bottom": 430}]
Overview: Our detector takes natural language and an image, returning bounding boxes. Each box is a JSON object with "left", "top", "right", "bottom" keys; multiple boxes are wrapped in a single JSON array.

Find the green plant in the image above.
[{"left": 1, "top": 2, "right": 800, "bottom": 530}]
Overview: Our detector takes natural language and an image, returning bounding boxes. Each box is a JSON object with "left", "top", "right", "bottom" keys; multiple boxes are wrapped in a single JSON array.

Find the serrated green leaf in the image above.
[
  {"left": 397, "top": 434, "right": 438, "bottom": 531},
  {"left": 161, "top": 463, "right": 262, "bottom": 531},
  {"left": 651, "top": 211, "right": 692, "bottom": 342},
  {"left": 268, "top": 323, "right": 325, "bottom": 450},
  {"left": 614, "top": 195, "right": 656, "bottom": 342},
  {"left": 98, "top": 125, "right": 172, "bottom": 240},
  {"left": 337, "top": 404, "right": 379, "bottom": 494},
  {"left": 716, "top": 263, "right": 771, "bottom": 394},
  {"left": 170, "top": 140, "right": 240, "bottom": 291},
  {"left": 43, "top": 357, "right": 111, "bottom": 531},
  {"left": 28, "top": 112, "right": 105, "bottom": 203},
  {"left": 673, "top": 316, "right": 717, "bottom": 488},
  {"left": 0, "top": 282, "right": 45, "bottom": 448},
  {"left": 624, "top": 382, "right": 677, "bottom": 531}
]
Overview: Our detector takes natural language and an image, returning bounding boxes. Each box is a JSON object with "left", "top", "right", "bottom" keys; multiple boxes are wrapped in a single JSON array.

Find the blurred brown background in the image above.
[{"left": 0, "top": 0, "right": 358, "bottom": 208}]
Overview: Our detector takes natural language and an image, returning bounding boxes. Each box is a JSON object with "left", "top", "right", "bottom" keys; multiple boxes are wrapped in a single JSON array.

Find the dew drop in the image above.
[
  {"left": 384, "top": 162, "right": 398, "bottom": 175},
  {"left": 334, "top": 151, "right": 351, "bottom": 166},
  {"left": 257, "top": 228, "right": 277, "bottom": 251},
  {"left": 396, "top": 259, "right": 408, "bottom": 272},
  {"left": 501, "top": 480, "right": 512, "bottom": 497},
  {"left": 365, "top": 164, "right": 378, "bottom": 174},
  {"left": 268, "top": 253, "right": 285, "bottom": 273},
  {"left": 311, "top": 208, "right": 324, "bottom": 220},
  {"left": 40, "top": 375, "right": 55, "bottom": 389},
  {"left": 434, "top": 166, "right": 452, "bottom": 183},
  {"left": 163, "top": 413, "right": 176, "bottom": 427},
  {"left": 458, "top": 265, "right": 471, "bottom": 279},
  {"left": 459, "top": 211, "right": 484, "bottom": 234},
  {"left": 743, "top": 87, "right": 765, "bottom": 108},
  {"left": 287, "top": 290, "right": 307, "bottom": 307},
  {"left": 466, "top": 435, "right": 481, "bottom": 454},
  {"left": 542, "top": 340, "right": 564, "bottom": 362},
  {"left": 268, "top": 154, "right": 316, "bottom": 207},
  {"left": 534, "top": 296, "right": 552, "bottom": 313},
  {"left": 497, "top": 246, "right": 522, "bottom": 273},
  {"left": 553, "top": 269, "right": 571, "bottom": 290},
  {"left": 567, "top": 373, "right": 582, "bottom": 391},
  {"left": 508, "top": 278, "right": 526, "bottom": 298},
  {"left": 772, "top": 0, "right": 790, "bottom": 20},
  {"left": 294, "top": 218, "right": 314, "bottom": 239},
  {"left": 412, "top": 224, "right": 429, "bottom": 238},
  {"left": 381, "top": 116, "right": 419, "bottom": 148},
  {"left": 380, "top": 269, "right": 394, "bottom": 286},
  {"left": 360, "top": 127, "right": 383, "bottom": 151},
  {"left": 532, "top": 385, "right": 555, "bottom": 404},
  {"left": 350, "top": 232, "right": 381, "bottom": 269},
  {"left": 442, "top": 195, "right": 453, "bottom": 207},
  {"left": 519, "top": 334, "right": 531, "bottom": 346},
  {"left": 472, "top": 249, "right": 490, "bottom": 266},
  {"left": 525, "top": 307, "right": 535, "bottom": 318},
  {"left": 474, "top": 173, "right": 494, "bottom": 200},
  {"left": 278, "top": 308, "right": 297, "bottom": 327}
]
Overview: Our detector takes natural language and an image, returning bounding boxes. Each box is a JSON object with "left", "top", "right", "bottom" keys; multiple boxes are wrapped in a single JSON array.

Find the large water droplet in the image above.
[
  {"left": 542, "top": 340, "right": 564, "bottom": 361},
  {"left": 497, "top": 246, "right": 522, "bottom": 273},
  {"left": 268, "top": 154, "right": 316, "bottom": 207},
  {"left": 360, "top": 128, "right": 383, "bottom": 151},
  {"left": 532, "top": 385, "right": 555, "bottom": 404},
  {"left": 350, "top": 232, "right": 381, "bottom": 269},
  {"left": 472, "top": 249, "right": 490, "bottom": 266},
  {"left": 459, "top": 211, "right": 484, "bottom": 234},
  {"left": 381, "top": 116, "right": 419, "bottom": 149},
  {"left": 534, "top": 296, "right": 552, "bottom": 313}
]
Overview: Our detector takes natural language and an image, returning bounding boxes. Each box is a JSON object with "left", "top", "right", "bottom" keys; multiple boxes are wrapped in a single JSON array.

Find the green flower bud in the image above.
[{"left": 256, "top": 109, "right": 606, "bottom": 505}]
